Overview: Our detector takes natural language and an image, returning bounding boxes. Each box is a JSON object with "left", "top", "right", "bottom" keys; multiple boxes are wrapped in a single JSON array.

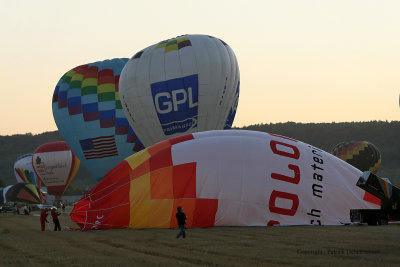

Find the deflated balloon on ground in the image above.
[{"left": 71, "top": 130, "right": 379, "bottom": 230}]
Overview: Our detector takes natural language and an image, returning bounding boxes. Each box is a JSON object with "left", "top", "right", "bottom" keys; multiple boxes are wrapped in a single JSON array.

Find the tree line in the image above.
[{"left": 1, "top": 121, "right": 399, "bottom": 192}]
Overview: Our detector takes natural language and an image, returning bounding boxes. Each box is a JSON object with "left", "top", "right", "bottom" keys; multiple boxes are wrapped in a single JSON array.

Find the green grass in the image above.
[{"left": 0, "top": 207, "right": 399, "bottom": 266}]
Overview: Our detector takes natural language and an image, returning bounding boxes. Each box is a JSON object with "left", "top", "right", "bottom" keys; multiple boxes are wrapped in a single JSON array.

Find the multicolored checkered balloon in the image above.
[{"left": 52, "top": 58, "right": 144, "bottom": 180}]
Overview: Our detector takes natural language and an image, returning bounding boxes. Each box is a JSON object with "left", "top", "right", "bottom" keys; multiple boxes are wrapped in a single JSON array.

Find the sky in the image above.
[{"left": 0, "top": 0, "right": 399, "bottom": 135}]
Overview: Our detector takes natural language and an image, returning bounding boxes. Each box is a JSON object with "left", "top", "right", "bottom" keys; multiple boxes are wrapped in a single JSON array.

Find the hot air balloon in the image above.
[
  {"left": 52, "top": 58, "right": 144, "bottom": 180},
  {"left": 119, "top": 34, "right": 240, "bottom": 147},
  {"left": 71, "top": 130, "right": 378, "bottom": 230},
  {"left": 14, "top": 154, "right": 40, "bottom": 187},
  {"left": 32, "top": 141, "right": 80, "bottom": 200},
  {"left": 0, "top": 183, "right": 42, "bottom": 205},
  {"left": 332, "top": 141, "right": 382, "bottom": 174}
]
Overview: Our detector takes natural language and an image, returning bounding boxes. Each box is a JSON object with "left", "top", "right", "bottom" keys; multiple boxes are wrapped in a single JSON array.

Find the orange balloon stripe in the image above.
[
  {"left": 64, "top": 154, "right": 80, "bottom": 194},
  {"left": 16, "top": 188, "right": 40, "bottom": 204}
]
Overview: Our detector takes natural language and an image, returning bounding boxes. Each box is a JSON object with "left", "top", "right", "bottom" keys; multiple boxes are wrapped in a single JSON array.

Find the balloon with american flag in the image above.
[{"left": 52, "top": 58, "right": 145, "bottom": 180}]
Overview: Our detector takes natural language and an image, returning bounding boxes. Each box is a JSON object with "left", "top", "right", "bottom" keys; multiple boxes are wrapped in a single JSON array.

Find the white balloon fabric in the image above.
[
  {"left": 71, "top": 130, "right": 379, "bottom": 230},
  {"left": 32, "top": 141, "right": 80, "bottom": 199},
  {"left": 14, "top": 154, "right": 38, "bottom": 186},
  {"left": 119, "top": 34, "right": 240, "bottom": 147}
]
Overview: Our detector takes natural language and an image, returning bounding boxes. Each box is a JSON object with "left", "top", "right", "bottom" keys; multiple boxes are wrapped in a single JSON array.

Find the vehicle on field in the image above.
[
  {"left": 350, "top": 171, "right": 400, "bottom": 225},
  {"left": 0, "top": 205, "right": 14, "bottom": 213},
  {"left": 32, "top": 204, "right": 57, "bottom": 211}
]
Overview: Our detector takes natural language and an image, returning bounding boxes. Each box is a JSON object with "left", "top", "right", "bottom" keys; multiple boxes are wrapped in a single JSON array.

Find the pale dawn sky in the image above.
[{"left": 0, "top": 0, "right": 399, "bottom": 135}]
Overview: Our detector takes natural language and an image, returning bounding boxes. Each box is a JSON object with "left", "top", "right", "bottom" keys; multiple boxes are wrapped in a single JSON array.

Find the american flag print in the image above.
[{"left": 79, "top": 136, "right": 118, "bottom": 159}]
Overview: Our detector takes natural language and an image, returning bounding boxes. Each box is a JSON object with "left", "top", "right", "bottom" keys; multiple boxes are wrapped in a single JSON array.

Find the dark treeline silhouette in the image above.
[{"left": 1, "top": 121, "right": 399, "bottom": 193}]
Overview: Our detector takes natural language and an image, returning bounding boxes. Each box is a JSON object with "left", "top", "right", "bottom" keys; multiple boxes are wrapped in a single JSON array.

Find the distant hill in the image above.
[{"left": 1, "top": 121, "right": 399, "bottom": 192}]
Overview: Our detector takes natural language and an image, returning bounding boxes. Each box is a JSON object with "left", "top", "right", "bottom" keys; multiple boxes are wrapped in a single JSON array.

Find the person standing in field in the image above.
[
  {"left": 40, "top": 208, "right": 49, "bottom": 231},
  {"left": 14, "top": 205, "right": 20, "bottom": 215},
  {"left": 176, "top": 206, "right": 186, "bottom": 239},
  {"left": 51, "top": 208, "right": 61, "bottom": 231}
]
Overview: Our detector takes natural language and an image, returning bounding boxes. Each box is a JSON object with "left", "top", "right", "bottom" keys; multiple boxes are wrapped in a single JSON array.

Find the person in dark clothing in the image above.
[
  {"left": 23, "top": 205, "right": 29, "bottom": 215},
  {"left": 51, "top": 208, "right": 61, "bottom": 231},
  {"left": 40, "top": 208, "right": 49, "bottom": 231},
  {"left": 176, "top": 206, "right": 186, "bottom": 239}
]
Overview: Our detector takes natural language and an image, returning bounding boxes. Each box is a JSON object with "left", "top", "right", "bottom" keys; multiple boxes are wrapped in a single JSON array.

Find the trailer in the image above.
[{"left": 350, "top": 171, "right": 400, "bottom": 225}]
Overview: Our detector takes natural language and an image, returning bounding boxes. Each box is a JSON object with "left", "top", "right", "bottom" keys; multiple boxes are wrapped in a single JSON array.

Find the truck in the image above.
[{"left": 350, "top": 171, "right": 400, "bottom": 225}]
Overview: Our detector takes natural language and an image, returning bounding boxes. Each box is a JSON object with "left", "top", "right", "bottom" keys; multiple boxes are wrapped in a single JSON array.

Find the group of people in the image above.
[
  {"left": 37, "top": 205, "right": 186, "bottom": 236},
  {"left": 12, "top": 205, "right": 31, "bottom": 215},
  {"left": 23, "top": 205, "right": 31, "bottom": 215},
  {"left": 40, "top": 207, "right": 61, "bottom": 231}
]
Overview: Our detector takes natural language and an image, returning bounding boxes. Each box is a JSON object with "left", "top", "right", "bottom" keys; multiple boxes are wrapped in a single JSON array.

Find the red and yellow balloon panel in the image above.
[{"left": 72, "top": 133, "right": 217, "bottom": 230}]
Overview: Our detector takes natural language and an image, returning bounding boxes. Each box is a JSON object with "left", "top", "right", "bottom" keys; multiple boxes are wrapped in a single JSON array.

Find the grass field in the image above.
[{"left": 1, "top": 206, "right": 399, "bottom": 266}]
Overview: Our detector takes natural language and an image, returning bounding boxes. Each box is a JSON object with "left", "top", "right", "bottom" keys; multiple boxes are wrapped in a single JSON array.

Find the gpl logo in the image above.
[
  {"left": 154, "top": 87, "right": 198, "bottom": 114},
  {"left": 151, "top": 74, "right": 199, "bottom": 135}
]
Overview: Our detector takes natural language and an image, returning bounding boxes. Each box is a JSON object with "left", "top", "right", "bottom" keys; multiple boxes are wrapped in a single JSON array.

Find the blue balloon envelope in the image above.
[{"left": 52, "top": 58, "right": 144, "bottom": 179}]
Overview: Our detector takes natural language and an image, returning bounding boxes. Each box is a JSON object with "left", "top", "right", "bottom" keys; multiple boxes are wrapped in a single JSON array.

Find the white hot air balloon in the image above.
[
  {"left": 32, "top": 141, "right": 80, "bottom": 200},
  {"left": 120, "top": 34, "right": 240, "bottom": 147}
]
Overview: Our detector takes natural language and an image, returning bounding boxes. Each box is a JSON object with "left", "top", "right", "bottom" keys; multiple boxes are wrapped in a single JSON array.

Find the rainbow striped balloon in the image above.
[{"left": 14, "top": 154, "right": 38, "bottom": 186}]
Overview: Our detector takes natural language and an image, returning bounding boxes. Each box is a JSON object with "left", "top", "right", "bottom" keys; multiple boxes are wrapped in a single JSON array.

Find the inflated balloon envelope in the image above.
[
  {"left": 71, "top": 130, "right": 380, "bottom": 230},
  {"left": 52, "top": 58, "right": 144, "bottom": 180},
  {"left": 33, "top": 141, "right": 80, "bottom": 200},
  {"left": 119, "top": 34, "right": 240, "bottom": 147},
  {"left": 332, "top": 140, "right": 382, "bottom": 174},
  {"left": 14, "top": 154, "right": 40, "bottom": 187},
  {"left": 0, "top": 183, "right": 42, "bottom": 205}
]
